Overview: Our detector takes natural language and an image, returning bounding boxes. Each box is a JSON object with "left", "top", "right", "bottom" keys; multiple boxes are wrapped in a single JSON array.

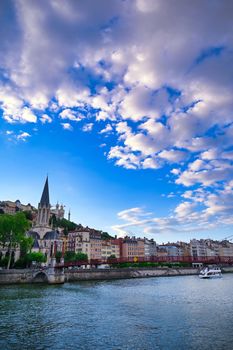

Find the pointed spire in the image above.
[{"left": 40, "top": 176, "right": 50, "bottom": 206}]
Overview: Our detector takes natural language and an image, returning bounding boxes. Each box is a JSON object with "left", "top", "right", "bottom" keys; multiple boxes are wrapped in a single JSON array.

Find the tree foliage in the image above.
[
  {"left": 23, "top": 210, "right": 33, "bottom": 221},
  {"left": 20, "top": 236, "right": 34, "bottom": 257},
  {"left": 101, "top": 231, "right": 114, "bottom": 240},
  {"left": 50, "top": 214, "right": 77, "bottom": 233},
  {"left": 0, "top": 212, "right": 30, "bottom": 269},
  {"left": 14, "top": 252, "right": 47, "bottom": 268},
  {"left": 26, "top": 252, "right": 47, "bottom": 264},
  {"left": 64, "top": 251, "right": 88, "bottom": 262},
  {"left": 107, "top": 254, "right": 116, "bottom": 260}
]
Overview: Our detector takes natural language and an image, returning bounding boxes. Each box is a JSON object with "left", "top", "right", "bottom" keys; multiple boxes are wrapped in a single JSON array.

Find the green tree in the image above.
[
  {"left": 50, "top": 215, "right": 77, "bottom": 232},
  {"left": 20, "top": 236, "right": 34, "bottom": 258},
  {"left": 64, "top": 251, "right": 77, "bottom": 262},
  {"left": 101, "top": 231, "right": 114, "bottom": 240},
  {"left": 25, "top": 252, "right": 47, "bottom": 267},
  {"left": 64, "top": 251, "right": 88, "bottom": 262},
  {"left": 75, "top": 252, "right": 88, "bottom": 261},
  {"left": 0, "top": 212, "right": 30, "bottom": 269},
  {"left": 108, "top": 254, "right": 116, "bottom": 259},
  {"left": 55, "top": 251, "right": 62, "bottom": 263},
  {"left": 23, "top": 210, "right": 33, "bottom": 221}
]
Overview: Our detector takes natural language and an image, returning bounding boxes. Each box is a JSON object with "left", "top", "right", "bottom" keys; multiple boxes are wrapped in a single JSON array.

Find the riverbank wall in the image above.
[
  {"left": 65, "top": 267, "right": 199, "bottom": 282},
  {"left": 0, "top": 267, "right": 198, "bottom": 284},
  {"left": 65, "top": 265, "right": 233, "bottom": 281},
  {"left": 0, "top": 267, "right": 65, "bottom": 285},
  {"left": 0, "top": 269, "right": 34, "bottom": 284},
  {"left": 1, "top": 266, "right": 233, "bottom": 285}
]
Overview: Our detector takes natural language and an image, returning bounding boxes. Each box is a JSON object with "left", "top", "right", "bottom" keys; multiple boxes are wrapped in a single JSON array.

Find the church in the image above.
[{"left": 28, "top": 177, "right": 63, "bottom": 262}]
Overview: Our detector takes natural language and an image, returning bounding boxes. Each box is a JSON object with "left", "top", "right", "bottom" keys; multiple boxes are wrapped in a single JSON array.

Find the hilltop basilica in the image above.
[{"left": 28, "top": 177, "right": 63, "bottom": 261}]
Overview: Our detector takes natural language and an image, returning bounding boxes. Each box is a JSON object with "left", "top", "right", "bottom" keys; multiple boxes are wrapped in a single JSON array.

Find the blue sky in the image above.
[{"left": 0, "top": 0, "right": 233, "bottom": 243}]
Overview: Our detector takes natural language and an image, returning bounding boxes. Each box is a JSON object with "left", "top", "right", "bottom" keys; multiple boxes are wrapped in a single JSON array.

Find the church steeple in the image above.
[
  {"left": 40, "top": 176, "right": 50, "bottom": 207},
  {"left": 36, "top": 176, "right": 51, "bottom": 227}
]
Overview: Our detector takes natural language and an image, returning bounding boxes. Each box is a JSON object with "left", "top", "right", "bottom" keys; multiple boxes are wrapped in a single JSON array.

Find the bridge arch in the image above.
[{"left": 33, "top": 271, "right": 48, "bottom": 283}]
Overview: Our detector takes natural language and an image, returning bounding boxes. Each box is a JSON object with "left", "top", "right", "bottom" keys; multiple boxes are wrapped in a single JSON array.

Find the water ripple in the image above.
[{"left": 0, "top": 275, "right": 233, "bottom": 349}]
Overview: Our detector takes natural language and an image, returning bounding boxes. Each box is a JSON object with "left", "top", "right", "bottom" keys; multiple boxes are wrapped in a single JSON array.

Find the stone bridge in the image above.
[
  {"left": 0, "top": 258, "right": 65, "bottom": 285},
  {"left": 31, "top": 265, "right": 65, "bottom": 284},
  {"left": 32, "top": 258, "right": 65, "bottom": 284}
]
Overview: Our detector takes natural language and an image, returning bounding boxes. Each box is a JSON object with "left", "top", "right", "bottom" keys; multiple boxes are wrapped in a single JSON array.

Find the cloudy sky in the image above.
[{"left": 0, "top": 0, "right": 233, "bottom": 242}]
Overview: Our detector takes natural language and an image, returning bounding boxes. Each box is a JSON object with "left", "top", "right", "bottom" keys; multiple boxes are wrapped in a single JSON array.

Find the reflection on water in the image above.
[{"left": 0, "top": 275, "right": 233, "bottom": 350}]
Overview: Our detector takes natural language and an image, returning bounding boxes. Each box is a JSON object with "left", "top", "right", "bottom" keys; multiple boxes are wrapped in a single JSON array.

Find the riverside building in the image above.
[
  {"left": 101, "top": 239, "right": 120, "bottom": 260},
  {"left": 122, "top": 236, "right": 145, "bottom": 259},
  {"left": 90, "top": 231, "right": 102, "bottom": 260},
  {"left": 144, "top": 238, "right": 157, "bottom": 257},
  {"left": 68, "top": 230, "right": 91, "bottom": 258}
]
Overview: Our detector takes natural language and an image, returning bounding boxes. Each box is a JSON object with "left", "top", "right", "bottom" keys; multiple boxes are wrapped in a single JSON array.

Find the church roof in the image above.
[
  {"left": 43, "top": 230, "right": 59, "bottom": 240},
  {"left": 32, "top": 238, "right": 40, "bottom": 249},
  {"left": 28, "top": 231, "right": 40, "bottom": 240},
  {"left": 40, "top": 176, "right": 50, "bottom": 206}
]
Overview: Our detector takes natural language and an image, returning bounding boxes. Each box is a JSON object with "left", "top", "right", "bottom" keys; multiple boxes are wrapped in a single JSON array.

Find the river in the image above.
[{"left": 0, "top": 274, "right": 233, "bottom": 350}]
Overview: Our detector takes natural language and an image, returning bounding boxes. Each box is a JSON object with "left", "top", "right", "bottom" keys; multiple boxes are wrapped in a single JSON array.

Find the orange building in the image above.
[{"left": 122, "top": 237, "right": 145, "bottom": 259}]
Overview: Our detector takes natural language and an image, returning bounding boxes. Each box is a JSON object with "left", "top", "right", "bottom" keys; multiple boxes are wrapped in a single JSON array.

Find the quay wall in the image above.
[
  {"left": 1, "top": 266, "right": 233, "bottom": 285},
  {"left": 0, "top": 268, "right": 64, "bottom": 284},
  {"left": 222, "top": 266, "right": 233, "bottom": 273},
  {"left": 66, "top": 266, "right": 233, "bottom": 281},
  {"left": 0, "top": 269, "right": 33, "bottom": 284},
  {"left": 65, "top": 267, "right": 198, "bottom": 282}
]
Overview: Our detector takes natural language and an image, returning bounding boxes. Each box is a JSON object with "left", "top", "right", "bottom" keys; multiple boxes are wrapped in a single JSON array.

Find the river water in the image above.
[{"left": 0, "top": 274, "right": 233, "bottom": 350}]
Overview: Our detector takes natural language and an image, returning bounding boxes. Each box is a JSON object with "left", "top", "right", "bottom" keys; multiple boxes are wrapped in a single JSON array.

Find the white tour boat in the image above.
[{"left": 199, "top": 266, "right": 222, "bottom": 279}]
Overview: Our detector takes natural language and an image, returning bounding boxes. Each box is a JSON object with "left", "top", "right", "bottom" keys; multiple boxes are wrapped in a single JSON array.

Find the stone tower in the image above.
[{"left": 36, "top": 176, "right": 50, "bottom": 227}]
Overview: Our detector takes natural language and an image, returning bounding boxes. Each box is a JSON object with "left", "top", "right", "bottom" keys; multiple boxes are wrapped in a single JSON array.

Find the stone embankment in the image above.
[
  {"left": 66, "top": 266, "right": 233, "bottom": 281},
  {"left": 0, "top": 266, "right": 65, "bottom": 284},
  {"left": 65, "top": 267, "right": 198, "bottom": 282},
  {"left": 1, "top": 266, "right": 233, "bottom": 285}
]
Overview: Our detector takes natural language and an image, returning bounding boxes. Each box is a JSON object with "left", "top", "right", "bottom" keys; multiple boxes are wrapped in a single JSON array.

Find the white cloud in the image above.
[
  {"left": 20, "top": 107, "right": 37, "bottom": 123},
  {"left": 1, "top": 0, "right": 233, "bottom": 234},
  {"left": 59, "top": 109, "right": 83, "bottom": 122},
  {"left": 124, "top": 133, "right": 158, "bottom": 156},
  {"left": 96, "top": 111, "right": 110, "bottom": 121},
  {"left": 119, "top": 86, "right": 169, "bottom": 121},
  {"left": 142, "top": 157, "right": 160, "bottom": 169},
  {"left": 82, "top": 123, "right": 94, "bottom": 132},
  {"left": 189, "top": 159, "right": 210, "bottom": 172},
  {"left": 176, "top": 163, "right": 233, "bottom": 187},
  {"left": 99, "top": 123, "right": 113, "bottom": 134},
  {"left": 201, "top": 148, "right": 219, "bottom": 160},
  {"left": 99, "top": 143, "right": 106, "bottom": 148},
  {"left": 116, "top": 122, "right": 132, "bottom": 137},
  {"left": 174, "top": 201, "right": 196, "bottom": 219},
  {"left": 61, "top": 122, "right": 73, "bottom": 131},
  {"left": 108, "top": 146, "right": 141, "bottom": 169},
  {"left": 40, "top": 114, "right": 52, "bottom": 124},
  {"left": 159, "top": 149, "right": 187, "bottom": 163},
  {"left": 16, "top": 131, "right": 31, "bottom": 141},
  {"left": 171, "top": 168, "right": 180, "bottom": 175},
  {"left": 136, "top": 0, "right": 160, "bottom": 13},
  {"left": 112, "top": 187, "right": 233, "bottom": 237},
  {"left": 222, "top": 151, "right": 233, "bottom": 160}
]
